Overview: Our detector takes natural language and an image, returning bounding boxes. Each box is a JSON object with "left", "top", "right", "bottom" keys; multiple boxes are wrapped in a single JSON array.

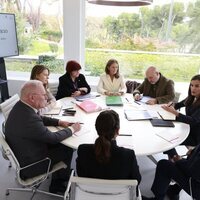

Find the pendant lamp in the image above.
[{"left": 87, "top": 0, "right": 153, "bottom": 6}]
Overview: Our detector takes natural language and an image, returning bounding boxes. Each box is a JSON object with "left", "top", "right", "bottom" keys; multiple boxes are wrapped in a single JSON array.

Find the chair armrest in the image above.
[
  {"left": 64, "top": 169, "right": 75, "bottom": 199},
  {"left": 17, "top": 157, "right": 51, "bottom": 181}
]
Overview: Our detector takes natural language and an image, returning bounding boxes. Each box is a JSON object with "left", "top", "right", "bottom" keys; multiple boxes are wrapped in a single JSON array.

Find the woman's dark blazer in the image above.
[
  {"left": 175, "top": 99, "right": 200, "bottom": 146},
  {"left": 56, "top": 73, "right": 91, "bottom": 100},
  {"left": 76, "top": 141, "right": 141, "bottom": 183}
]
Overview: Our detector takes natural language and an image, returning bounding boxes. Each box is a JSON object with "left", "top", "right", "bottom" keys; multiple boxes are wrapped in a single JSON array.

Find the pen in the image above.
[
  {"left": 69, "top": 122, "right": 84, "bottom": 125},
  {"left": 168, "top": 102, "right": 173, "bottom": 107},
  {"left": 134, "top": 101, "right": 141, "bottom": 105},
  {"left": 118, "top": 134, "right": 132, "bottom": 136},
  {"left": 125, "top": 98, "right": 129, "bottom": 102}
]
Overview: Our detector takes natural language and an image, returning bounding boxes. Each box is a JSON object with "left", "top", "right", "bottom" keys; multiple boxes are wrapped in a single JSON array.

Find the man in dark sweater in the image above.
[{"left": 133, "top": 66, "right": 175, "bottom": 105}]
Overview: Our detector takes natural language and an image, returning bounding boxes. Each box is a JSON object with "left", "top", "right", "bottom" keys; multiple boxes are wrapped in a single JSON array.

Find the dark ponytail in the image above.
[{"left": 94, "top": 110, "right": 120, "bottom": 164}]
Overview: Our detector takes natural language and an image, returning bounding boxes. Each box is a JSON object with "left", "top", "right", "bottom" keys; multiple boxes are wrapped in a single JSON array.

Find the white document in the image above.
[
  {"left": 73, "top": 126, "right": 90, "bottom": 137},
  {"left": 124, "top": 109, "right": 152, "bottom": 121},
  {"left": 156, "top": 131, "right": 179, "bottom": 143},
  {"left": 158, "top": 111, "right": 176, "bottom": 121},
  {"left": 47, "top": 125, "right": 90, "bottom": 137},
  {"left": 43, "top": 105, "right": 62, "bottom": 115}
]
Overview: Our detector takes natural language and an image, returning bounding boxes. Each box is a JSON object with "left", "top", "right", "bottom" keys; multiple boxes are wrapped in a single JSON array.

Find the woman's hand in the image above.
[
  {"left": 161, "top": 104, "right": 179, "bottom": 117},
  {"left": 71, "top": 91, "right": 81, "bottom": 97},
  {"left": 104, "top": 91, "right": 122, "bottom": 96}
]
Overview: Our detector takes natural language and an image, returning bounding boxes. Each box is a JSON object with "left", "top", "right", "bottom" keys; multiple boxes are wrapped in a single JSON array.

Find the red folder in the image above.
[{"left": 76, "top": 100, "right": 102, "bottom": 113}]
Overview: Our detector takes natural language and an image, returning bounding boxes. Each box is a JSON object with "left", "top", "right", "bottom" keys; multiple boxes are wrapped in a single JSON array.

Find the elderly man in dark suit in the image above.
[
  {"left": 133, "top": 66, "right": 175, "bottom": 105},
  {"left": 5, "top": 80, "right": 81, "bottom": 194}
]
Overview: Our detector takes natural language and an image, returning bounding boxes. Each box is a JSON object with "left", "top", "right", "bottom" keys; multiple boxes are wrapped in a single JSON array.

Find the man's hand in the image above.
[
  {"left": 71, "top": 123, "right": 81, "bottom": 133},
  {"left": 134, "top": 93, "right": 141, "bottom": 101},
  {"left": 58, "top": 120, "right": 73, "bottom": 127},
  {"left": 146, "top": 98, "right": 157, "bottom": 105}
]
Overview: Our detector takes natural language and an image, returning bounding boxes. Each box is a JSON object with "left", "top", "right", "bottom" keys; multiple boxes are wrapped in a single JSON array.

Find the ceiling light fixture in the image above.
[{"left": 87, "top": 0, "right": 153, "bottom": 6}]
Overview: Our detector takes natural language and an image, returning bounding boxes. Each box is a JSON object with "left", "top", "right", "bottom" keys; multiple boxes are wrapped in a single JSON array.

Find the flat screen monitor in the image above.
[{"left": 0, "top": 13, "right": 19, "bottom": 58}]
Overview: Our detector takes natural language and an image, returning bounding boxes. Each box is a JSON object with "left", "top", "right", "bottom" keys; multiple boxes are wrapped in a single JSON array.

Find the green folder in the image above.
[{"left": 106, "top": 96, "right": 123, "bottom": 106}]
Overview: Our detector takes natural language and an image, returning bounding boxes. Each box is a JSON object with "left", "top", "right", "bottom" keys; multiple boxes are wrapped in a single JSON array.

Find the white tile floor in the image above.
[{"left": 0, "top": 112, "right": 192, "bottom": 200}]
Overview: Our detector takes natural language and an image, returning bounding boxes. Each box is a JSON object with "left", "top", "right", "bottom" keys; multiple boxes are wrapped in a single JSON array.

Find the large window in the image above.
[
  {"left": 1, "top": 0, "right": 64, "bottom": 73},
  {"left": 85, "top": 0, "right": 200, "bottom": 82}
]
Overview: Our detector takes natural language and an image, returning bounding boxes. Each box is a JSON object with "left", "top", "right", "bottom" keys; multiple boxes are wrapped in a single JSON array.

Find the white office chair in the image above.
[
  {"left": 64, "top": 170, "right": 142, "bottom": 200},
  {"left": 0, "top": 93, "right": 20, "bottom": 121},
  {"left": 0, "top": 94, "right": 20, "bottom": 167},
  {"left": 0, "top": 131, "right": 68, "bottom": 200}
]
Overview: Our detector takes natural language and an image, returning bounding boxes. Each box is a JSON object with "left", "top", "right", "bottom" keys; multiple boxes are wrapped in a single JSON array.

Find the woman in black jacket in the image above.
[
  {"left": 163, "top": 74, "right": 200, "bottom": 159},
  {"left": 76, "top": 110, "right": 141, "bottom": 182},
  {"left": 143, "top": 144, "right": 200, "bottom": 200},
  {"left": 56, "top": 60, "right": 91, "bottom": 100}
]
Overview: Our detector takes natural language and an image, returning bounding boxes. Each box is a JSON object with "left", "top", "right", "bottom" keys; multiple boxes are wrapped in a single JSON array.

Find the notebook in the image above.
[
  {"left": 43, "top": 105, "right": 62, "bottom": 115},
  {"left": 106, "top": 96, "right": 123, "bottom": 106},
  {"left": 150, "top": 118, "right": 175, "bottom": 127},
  {"left": 158, "top": 111, "right": 176, "bottom": 121},
  {"left": 76, "top": 100, "right": 102, "bottom": 113},
  {"left": 124, "top": 110, "right": 152, "bottom": 121}
]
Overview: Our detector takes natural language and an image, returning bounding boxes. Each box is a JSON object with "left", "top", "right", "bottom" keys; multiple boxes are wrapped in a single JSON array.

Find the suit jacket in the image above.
[
  {"left": 175, "top": 99, "right": 200, "bottom": 146},
  {"left": 56, "top": 73, "right": 91, "bottom": 100},
  {"left": 133, "top": 73, "right": 175, "bottom": 104},
  {"left": 97, "top": 73, "right": 126, "bottom": 94},
  {"left": 5, "top": 101, "right": 72, "bottom": 169},
  {"left": 76, "top": 141, "right": 141, "bottom": 183}
]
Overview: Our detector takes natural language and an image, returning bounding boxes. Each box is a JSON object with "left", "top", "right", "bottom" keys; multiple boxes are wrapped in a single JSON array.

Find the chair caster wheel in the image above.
[{"left": 6, "top": 189, "right": 9, "bottom": 196}]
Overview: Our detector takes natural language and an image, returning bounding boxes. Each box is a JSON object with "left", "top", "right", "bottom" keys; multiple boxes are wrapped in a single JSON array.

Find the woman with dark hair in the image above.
[
  {"left": 76, "top": 110, "right": 141, "bottom": 182},
  {"left": 97, "top": 59, "right": 126, "bottom": 96},
  {"left": 30, "top": 64, "right": 56, "bottom": 114},
  {"left": 162, "top": 74, "right": 200, "bottom": 159},
  {"left": 56, "top": 60, "right": 91, "bottom": 100}
]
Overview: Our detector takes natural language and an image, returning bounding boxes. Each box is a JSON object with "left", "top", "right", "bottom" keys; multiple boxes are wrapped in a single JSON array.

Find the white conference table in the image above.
[{"left": 52, "top": 93, "right": 189, "bottom": 156}]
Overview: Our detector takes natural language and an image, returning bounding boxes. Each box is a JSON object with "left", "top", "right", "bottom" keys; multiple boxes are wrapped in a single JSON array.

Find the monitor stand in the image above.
[{"left": 0, "top": 57, "right": 9, "bottom": 102}]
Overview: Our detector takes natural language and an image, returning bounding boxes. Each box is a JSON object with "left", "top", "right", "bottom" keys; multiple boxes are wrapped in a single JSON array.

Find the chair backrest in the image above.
[
  {"left": 0, "top": 131, "right": 20, "bottom": 171},
  {"left": 173, "top": 92, "right": 181, "bottom": 103},
  {"left": 49, "top": 81, "right": 58, "bottom": 97},
  {"left": 126, "top": 80, "right": 141, "bottom": 94},
  {"left": 67, "top": 175, "right": 141, "bottom": 200},
  {"left": 0, "top": 94, "right": 20, "bottom": 120}
]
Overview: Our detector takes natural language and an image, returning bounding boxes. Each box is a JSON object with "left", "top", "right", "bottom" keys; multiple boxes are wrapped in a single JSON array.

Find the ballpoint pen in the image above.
[
  {"left": 168, "top": 102, "right": 173, "bottom": 107},
  {"left": 118, "top": 134, "right": 132, "bottom": 136},
  {"left": 134, "top": 101, "right": 141, "bottom": 105}
]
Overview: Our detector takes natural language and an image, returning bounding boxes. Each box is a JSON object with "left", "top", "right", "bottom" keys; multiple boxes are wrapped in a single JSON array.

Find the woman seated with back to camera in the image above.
[
  {"left": 56, "top": 60, "right": 91, "bottom": 100},
  {"left": 97, "top": 59, "right": 126, "bottom": 96},
  {"left": 76, "top": 110, "right": 141, "bottom": 182},
  {"left": 30, "top": 64, "right": 56, "bottom": 115}
]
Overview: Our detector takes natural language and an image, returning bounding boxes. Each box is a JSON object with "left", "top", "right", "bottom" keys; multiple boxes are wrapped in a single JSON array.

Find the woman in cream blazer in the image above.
[{"left": 97, "top": 59, "right": 126, "bottom": 96}]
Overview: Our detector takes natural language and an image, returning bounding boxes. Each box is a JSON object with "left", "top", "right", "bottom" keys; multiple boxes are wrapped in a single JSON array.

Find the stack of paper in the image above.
[{"left": 44, "top": 105, "right": 62, "bottom": 115}]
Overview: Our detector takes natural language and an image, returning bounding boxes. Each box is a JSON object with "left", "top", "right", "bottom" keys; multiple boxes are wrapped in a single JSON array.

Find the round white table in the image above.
[{"left": 53, "top": 94, "right": 189, "bottom": 156}]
